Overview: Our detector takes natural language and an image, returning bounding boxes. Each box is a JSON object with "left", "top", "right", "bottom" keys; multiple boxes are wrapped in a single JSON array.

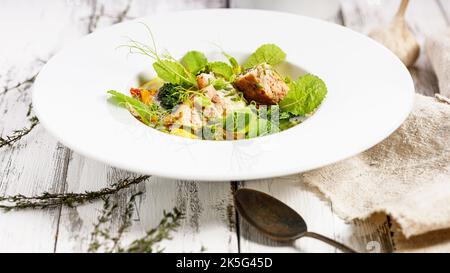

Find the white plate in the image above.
[{"left": 33, "top": 9, "right": 415, "bottom": 181}]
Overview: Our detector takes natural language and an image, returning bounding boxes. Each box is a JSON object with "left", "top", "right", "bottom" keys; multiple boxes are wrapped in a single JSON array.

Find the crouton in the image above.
[{"left": 234, "top": 64, "right": 288, "bottom": 105}]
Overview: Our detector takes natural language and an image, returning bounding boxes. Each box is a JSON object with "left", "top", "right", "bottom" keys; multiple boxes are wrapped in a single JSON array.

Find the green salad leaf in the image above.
[
  {"left": 153, "top": 60, "right": 196, "bottom": 87},
  {"left": 279, "top": 74, "right": 328, "bottom": 116},
  {"left": 208, "top": 62, "right": 234, "bottom": 81},
  {"left": 223, "top": 52, "right": 242, "bottom": 75},
  {"left": 181, "top": 51, "right": 208, "bottom": 75},
  {"left": 108, "top": 90, "right": 158, "bottom": 125},
  {"left": 243, "top": 44, "right": 286, "bottom": 70}
]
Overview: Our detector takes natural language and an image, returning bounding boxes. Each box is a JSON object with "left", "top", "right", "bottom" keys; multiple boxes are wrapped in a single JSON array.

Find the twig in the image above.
[
  {"left": 88, "top": 197, "right": 116, "bottom": 253},
  {"left": 26, "top": 103, "right": 33, "bottom": 117},
  {"left": 87, "top": 190, "right": 183, "bottom": 253},
  {"left": 0, "top": 116, "right": 40, "bottom": 148},
  {"left": 122, "top": 208, "right": 184, "bottom": 253},
  {"left": 113, "top": 0, "right": 133, "bottom": 24},
  {"left": 1, "top": 73, "right": 38, "bottom": 96},
  {"left": 0, "top": 175, "right": 150, "bottom": 211},
  {"left": 109, "top": 192, "right": 142, "bottom": 252},
  {"left": 87, "top": 0, "right": 105, "bottom": 34}
]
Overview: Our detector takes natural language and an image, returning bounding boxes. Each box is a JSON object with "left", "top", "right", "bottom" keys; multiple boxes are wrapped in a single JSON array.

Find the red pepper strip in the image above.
[{"left": 130, "top": 88, "right": 142, "bottom": 98}]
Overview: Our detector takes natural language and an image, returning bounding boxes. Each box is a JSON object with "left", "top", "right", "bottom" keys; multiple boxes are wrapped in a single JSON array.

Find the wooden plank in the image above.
[
  {"left": 54, "top": 0, "right": 238, "bottom": 253},
  {"left": 55, "top": 156, "right": 238, "bottom": 253},
  {"left": 0, "top": 0, "right": 90, "bottom": 252},
  {"left": 437, "top": 0, "right": 450, "bottom": 24}
]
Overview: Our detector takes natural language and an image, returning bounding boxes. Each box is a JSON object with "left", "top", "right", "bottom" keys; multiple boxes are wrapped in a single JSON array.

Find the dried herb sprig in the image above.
[
  {"left": 0, "top": 116, "right": 40, "bottom": 149},
  {"left": 110, "top": 192, "right": 142, "bottom": 252},
  {"left": 88, "top": 197, "right": 117, "bottom": 253},
  {"left": 122, "top": 208, "right": 184, "bottom": 253},
  {"left": 1, "top": 73, "right": 38, "bottom": 96},
  {"left": 88, "top": 192, "right": 183, "bottom": 253},
  {"left": 0, "top": 175, "right": 150, "bottom": 211},
  {"left": 88, "top": 193, "right": 142, "bottom": 253}
]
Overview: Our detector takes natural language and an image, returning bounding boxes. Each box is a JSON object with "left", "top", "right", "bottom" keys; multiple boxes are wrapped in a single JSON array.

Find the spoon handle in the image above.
[{"left": 304, "top": 232, "right": 357, "bottom": 253}]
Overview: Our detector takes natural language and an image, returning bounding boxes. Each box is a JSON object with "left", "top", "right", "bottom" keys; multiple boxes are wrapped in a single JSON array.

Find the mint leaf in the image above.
[
  {"left": 279, "top": 74, "right": 327, "bottom": 116},
  {"left": 208, "top": 62, "right": 233, "bottom": 81},
  {"left": 243, "top": 44, "right": 286, "bottom": 70},
  {"left": 181, "top": 51, "right": 208, "bottom": 75},
  {"left": 153, "top": 60, "right": 196, "bottom": 87}
]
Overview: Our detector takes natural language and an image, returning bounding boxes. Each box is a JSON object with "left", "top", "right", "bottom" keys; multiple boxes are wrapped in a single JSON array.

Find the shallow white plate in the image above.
[{"left": 33, "top": 9, "right": 414, "bottom": 181}]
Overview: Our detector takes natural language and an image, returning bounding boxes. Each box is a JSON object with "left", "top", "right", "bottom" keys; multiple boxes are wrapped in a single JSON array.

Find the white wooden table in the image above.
[{"left": 0, "top": 0, "right": 448, "bottom": 253}]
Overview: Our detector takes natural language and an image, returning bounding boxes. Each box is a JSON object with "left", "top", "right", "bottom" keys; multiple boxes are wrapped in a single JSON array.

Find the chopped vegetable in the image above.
[
  {"left": 157, "top": 83, "right": 183, "bottom": 110},
  {"left": 141, "top": 90, "right": 153, "bottom": 105}
]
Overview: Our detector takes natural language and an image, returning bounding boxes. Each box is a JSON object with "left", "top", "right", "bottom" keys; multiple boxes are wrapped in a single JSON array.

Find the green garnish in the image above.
[
  {"left": 279, "top": 74, "right": 328, "bottom": 116},
  {"left": 157, "top": 83, "right": 183, "bottom": 110},
  {"left": 152, "top": 60, "right": 196, "bottom": 87},
  {"left": 181, "top": 51, "right": 208, "bottom": 75},
  {"left": 124, "top": 26, "right": 197, "bottom": 87},
  {"left": 243, "top": 44, "right": 287, "bottom": 70},
  {"left": 108, "top": 90, "right": 165, "bottom": 125},
  {"left": 223, "top": 51, "right": 242, "bottom": 76},
  {"left": 207, "top": 62, "right": 234, "bottom": 81}
]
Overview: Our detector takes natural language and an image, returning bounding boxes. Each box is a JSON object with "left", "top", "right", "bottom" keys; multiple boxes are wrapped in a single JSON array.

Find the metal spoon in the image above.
[
  {"left": 369, "top": 0, "right": 420, "bottom": 67},
  {"left": 234, "top": 189, "right": 357, "bottom": 253}
]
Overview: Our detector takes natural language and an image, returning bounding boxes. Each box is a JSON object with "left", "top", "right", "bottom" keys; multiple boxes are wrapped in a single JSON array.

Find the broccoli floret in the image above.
[{"left": 157, "top": 83, "right": 182, "bottom": 110}]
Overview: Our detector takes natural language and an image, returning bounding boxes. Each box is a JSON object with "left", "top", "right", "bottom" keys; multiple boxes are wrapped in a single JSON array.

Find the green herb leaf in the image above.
[
  {"left": 279, "top": 74, "right": 328, "bottom": 116},
  {"left": 208, "top": 62, "right": 233, "bottom": 81},
  {"left": 211, "top": 78, "right": 229, "bottom": 90},
  {"left": 181, "top": 51, "right": 208, "bottom": 75},
  {"left": 153, "top": 60, "right": 196, "bottom": 87},
  {"left": 223, "top": 52, "right": 241, "bottom": 75},
  {"left": 108, "top": 90, "right": 157, "bottom": 125},
  {"left": 243, "top": 44, "right": 286, "bottom": 70}
]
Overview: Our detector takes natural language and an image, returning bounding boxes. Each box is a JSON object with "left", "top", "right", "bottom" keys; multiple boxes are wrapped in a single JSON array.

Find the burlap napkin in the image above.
[{"left": 299, "top": 94, "right": 450, "bottom": 252}]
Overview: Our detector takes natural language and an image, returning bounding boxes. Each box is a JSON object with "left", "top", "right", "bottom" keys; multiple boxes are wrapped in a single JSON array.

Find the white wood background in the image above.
[{"left": 0, "top": 0, "right": 448, "bottom": 253}]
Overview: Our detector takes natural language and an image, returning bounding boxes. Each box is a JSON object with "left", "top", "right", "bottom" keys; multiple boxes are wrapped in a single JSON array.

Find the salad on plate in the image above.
[{"left": 108, "top": 35, "right": 328, "bottom": 141}]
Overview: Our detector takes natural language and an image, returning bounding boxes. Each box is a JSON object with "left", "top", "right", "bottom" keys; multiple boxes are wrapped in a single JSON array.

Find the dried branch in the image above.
[
  {"left": 109, "top": 192, "right": 142, "bottom": 252},
  {"left": 0, "top": 116, "right": 40, "bottom": 149},
  {"left": 122, "top": 208, "right": 184, "bottom": 253},
  {"left": 0, "top": 73, "right": 38, "bottom": 96},
  {"left": 87, "top": 191, "right": 183, "bottom": 253},
  {"left": 113, "top": 0, "right": 133, "bottom": 24},
  {"left": 0, "top": 175, "right": 150, "bottom": 211},
  {"left": 87, "top": 0, "right": 105, "bottom": 34}
]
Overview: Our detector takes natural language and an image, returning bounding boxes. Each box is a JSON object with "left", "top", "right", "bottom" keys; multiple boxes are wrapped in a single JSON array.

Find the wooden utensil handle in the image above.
[
  {"left": 396, "top": 0, "right": 410, "bottom": 18},
  {"left": 304, "top": 232, "right": 357, "bottom": 253}
]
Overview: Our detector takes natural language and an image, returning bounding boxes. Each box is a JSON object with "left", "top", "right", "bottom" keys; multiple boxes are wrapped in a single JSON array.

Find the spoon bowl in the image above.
[
  {"left": 234, "top": 188, "right": 308, "bottom": 241},
  {"left": 234, "top": 189, "right": 357, "bottom": 253}
]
